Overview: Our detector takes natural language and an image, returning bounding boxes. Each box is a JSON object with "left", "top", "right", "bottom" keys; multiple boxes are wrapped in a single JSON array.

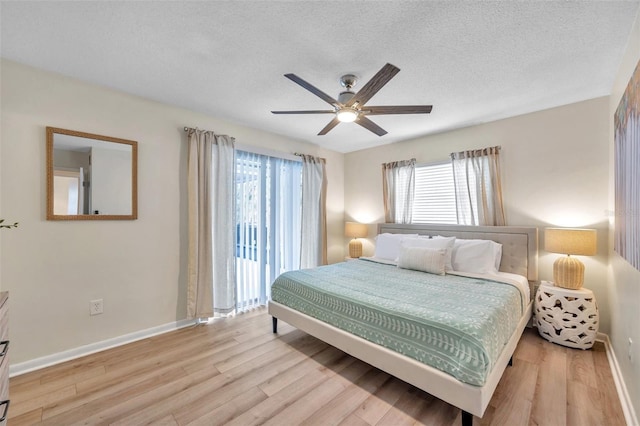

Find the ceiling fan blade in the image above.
[
  {"left": 345, "top": 63, "right": 400, "bottom": 108},
  {"left": 284, "top": 74, "right": 340, "bottom": 107},
  {"left": 364, "top": 105, "right": 433, "bottom": 115},
  {"left": 355, "top": 116, "right": 387, "bottom": 136},
  {"left": 271, "top": 110, "right": 335, "bottom": 114},
  {"left": 318, "top": 117, "right": 341, "bottom": 135}
]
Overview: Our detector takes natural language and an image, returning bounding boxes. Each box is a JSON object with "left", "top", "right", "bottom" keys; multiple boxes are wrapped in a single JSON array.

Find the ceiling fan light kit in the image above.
[
  {"left": 271, "top": 63, "right": 432, "bottom": 136},
  {"left": 336, "top": 108, "right": 359, "bottom": 122}
]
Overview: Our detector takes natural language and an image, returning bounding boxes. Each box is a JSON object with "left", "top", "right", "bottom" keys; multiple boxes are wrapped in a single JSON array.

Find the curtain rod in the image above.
[
  {"left": 184, "top": 126, "right": 219, "bottom": 134},
  {"left": 294, "top": 152, "right": 326, "bottom": 162}
]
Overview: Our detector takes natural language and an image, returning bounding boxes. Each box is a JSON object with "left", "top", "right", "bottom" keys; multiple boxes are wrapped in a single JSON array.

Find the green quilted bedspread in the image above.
[{"left": 270, "top": 259, "right": 525, "bottom": 386}]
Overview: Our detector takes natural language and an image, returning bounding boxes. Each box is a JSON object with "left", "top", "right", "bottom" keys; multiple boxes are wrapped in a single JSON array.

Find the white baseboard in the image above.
[
  {"left": 599, "top": 333, "right": 639, "bottom": 426},
  {"left": 9, "top": 318, "right": 197, "bottom": 377}
]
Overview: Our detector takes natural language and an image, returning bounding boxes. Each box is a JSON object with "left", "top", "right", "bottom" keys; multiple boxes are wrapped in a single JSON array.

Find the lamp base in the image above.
[
  {"left": 553, "top": 255, "right": 585, "bottom": 289},
  {"left": 349, "top": 239, "right": 363, "bottom": 258}
]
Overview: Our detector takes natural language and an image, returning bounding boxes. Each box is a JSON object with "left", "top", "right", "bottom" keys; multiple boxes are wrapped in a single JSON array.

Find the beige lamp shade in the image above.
[
  {"left": 345, "top": 222, "right": 368, "bottom": 238},
  {"left": 345, "top": 222, "right": 368, "bottom": 258},
  {"left": 545, "top": 228, "right": 597, "bottom": 289},
  {"left": 544, "top": 228, "right": 597, "bottom": 256}
]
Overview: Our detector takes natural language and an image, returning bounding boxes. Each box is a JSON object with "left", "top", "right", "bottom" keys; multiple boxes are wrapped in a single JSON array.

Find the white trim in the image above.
[
  {"left": 599, "top": 333, "right": 639, "bottom": 426},
  {"left": 9, "top": 318, "right": 196, "bottom": 377}
]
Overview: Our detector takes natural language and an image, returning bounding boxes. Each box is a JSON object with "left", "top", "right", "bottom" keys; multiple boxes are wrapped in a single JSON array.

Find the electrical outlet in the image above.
[
  {"left": 90, "top": 299, "right": 103, "bottom": 316},
  {"left": 629, "top": 338, "right": 633, "bottom": 363}
]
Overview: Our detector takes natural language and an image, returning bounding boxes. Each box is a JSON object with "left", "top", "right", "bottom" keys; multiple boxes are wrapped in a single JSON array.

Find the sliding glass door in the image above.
[{"left": 235, "top": 151, "right": 302, "bottom": 311}]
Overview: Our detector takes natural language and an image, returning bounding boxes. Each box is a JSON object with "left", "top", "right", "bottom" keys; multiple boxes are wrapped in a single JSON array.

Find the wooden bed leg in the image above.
[
  {"left": 461, "top": 410, "right": 473, "bottom": 426},
  {"left": 272, "top": 317, "right": 278, "bottom": 334},
  {"left": 508, "top": 356, "right": 513, "bottom": 366}
]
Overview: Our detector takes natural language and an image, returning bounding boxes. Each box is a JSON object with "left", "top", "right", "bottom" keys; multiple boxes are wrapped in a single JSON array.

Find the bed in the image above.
[{"left": 268, "top": 223, "right": 538, "bottom": 425}]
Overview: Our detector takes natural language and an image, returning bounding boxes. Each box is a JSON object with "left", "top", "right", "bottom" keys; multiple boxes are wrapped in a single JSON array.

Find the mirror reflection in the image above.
[{"left": 47, "top": 127, "right": 138, "bottom": 220}]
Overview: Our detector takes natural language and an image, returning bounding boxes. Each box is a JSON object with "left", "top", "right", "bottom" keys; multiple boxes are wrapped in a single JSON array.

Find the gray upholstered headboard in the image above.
[{"left": 377, "top": 223, "right": 539, "bottom": 281}]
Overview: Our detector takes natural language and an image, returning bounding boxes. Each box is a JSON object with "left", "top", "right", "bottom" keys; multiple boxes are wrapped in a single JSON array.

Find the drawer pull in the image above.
[
  {"left": 0, "top": 341, "right": 8, "bottom": 358},
  {"left": 0, "top": 399, "right": 9, "bottom": 422}
]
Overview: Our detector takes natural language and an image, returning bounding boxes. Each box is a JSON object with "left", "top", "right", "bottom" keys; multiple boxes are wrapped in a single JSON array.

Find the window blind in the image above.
[{"left": 411, "top": 162, "right": 458, "bottom": 224}]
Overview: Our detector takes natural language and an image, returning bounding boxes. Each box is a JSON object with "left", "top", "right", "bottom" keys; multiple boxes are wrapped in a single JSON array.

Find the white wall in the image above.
[
  {"left": 0, "top": 59, "right": 344, "bottom": 364},
  {"left": 609, "top": 7, "right": 640, "bottom": 420},
  {"left": 344, "top": 97, "right": 611, "bottom": 332}
]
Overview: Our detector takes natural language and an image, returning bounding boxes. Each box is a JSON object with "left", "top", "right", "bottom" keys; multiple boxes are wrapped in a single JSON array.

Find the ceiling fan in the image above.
[{"left": 271, "top": 63, "right": 432, "bottom": 137}]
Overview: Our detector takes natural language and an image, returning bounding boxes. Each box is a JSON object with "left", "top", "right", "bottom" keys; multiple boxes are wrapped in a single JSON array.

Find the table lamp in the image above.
[
  {"left": 345, "top": 222, "right": 368, "bottom": 258},
  {"left": 544, "top": 228, "right": 597, "bottom": 289}
]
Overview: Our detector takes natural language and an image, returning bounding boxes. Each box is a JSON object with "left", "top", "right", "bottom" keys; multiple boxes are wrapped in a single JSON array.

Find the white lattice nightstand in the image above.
[{"left": 534, "top": 282, "right": 599, "bottom": 349}]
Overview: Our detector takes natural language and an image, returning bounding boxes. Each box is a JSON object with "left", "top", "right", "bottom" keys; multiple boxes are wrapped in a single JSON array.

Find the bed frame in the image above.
[{"left": 269, "top": 224, "right": 538, "bottom": 425}]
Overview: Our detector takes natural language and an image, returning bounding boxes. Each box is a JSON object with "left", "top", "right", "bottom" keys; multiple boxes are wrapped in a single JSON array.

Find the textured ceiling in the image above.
[{"left": 1, "top": 1, "right": 639, "bottom": 153}]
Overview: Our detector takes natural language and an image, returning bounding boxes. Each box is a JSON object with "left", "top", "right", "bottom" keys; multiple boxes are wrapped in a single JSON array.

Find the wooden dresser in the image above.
[{"left": 0, "top": 292, "right": 9, "bottom": 425}]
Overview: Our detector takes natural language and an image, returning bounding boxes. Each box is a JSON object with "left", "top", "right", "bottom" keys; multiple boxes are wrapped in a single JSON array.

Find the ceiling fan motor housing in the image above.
[{"left": 338, "top": 90, "right": 356, "bottom": 105}]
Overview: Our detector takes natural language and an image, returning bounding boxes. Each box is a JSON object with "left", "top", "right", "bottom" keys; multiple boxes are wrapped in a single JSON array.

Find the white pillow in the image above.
[
  {"left": 374, "top": 233, "right": 418, "bottom": 261},
  {"left": 451, "top": 239, "right": 503, "bottom": 273},
  {"left": 401, "top": 236, "right": 456, "bottom": 271},
  {"left": 397, "top": 246, "right": 446, "bottom": 275}
]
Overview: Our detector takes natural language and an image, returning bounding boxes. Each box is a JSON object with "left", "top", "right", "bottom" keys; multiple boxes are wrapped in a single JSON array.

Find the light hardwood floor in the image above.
[{"left": 8, "top": 308, "right": 626, "bottom": 425}]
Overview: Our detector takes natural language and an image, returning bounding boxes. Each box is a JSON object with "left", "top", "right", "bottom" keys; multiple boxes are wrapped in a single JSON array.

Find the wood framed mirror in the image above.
[{"left": 46, "top": 127, "right": 138, "bottom": 220}]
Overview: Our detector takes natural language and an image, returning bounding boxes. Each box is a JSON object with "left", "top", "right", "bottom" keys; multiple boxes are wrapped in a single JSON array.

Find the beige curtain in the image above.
[
  {"left": 451, "top": 146, "right": 505, "bottom": 226},
  {"left": 300, "top": 155, "right": 327, "bottom": 268},
  {"left": 382, "top": 158, "right": 416, "bottom": 223},
  {"left": 187, "top": 129, "right": 235, "bottom": 319}
]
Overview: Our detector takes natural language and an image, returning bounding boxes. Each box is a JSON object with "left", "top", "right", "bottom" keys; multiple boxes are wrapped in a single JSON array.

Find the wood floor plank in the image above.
[
  {"left": 6, "top": 407, "right": 43, "bottom": 426},
  {"left": 9, "top": 384, "right": 77, "bottom": 419},
  {"left": 258, "top": 344, "right": 344, "bottom": 396},
  {"left": 338, "top": 412, "right": 371, "bottom": 426},
  {"left": 227, "top": 352, "right": 357, "bottom": 426},
  {"left": 300, "top": 368, "right": 391, "bottom": 425},
  {"left": 376, "top": 386, "right": 434, "bottom": 426},
  {"left": 41, "top": 365, "right": 189, "bottom": 420},
  {"left": 75, "top": 337, "right": 235, "bottom": 395},
  {"left": 7, "top": 309, "right": 626, "bottom": 426},
  {"left": 151, "top": 414, "right": 180, "bottom": 425},
  {"left": 593, "top": 342, "right": 627, "bottom": 426},
  {"left": 486, "top": 358, "right": 537, "bottom": 425},
  {"left": 262, "top": 360, "right": 373, "bottom": 426},
  {"left": 567, "top": 379, "right": 606, "bottom": 426},
  {"left": 353, "top": 375, "right": 411, "bottom": 425},
  {"left": 40, "top": 365, "right": 219, "bottom": 425},
  {"left": 529, "top": 339, "right": 567, "bottom": 425},
  {"left": 184, "top": 385, "right": 268, "bottom": 426},
  {"left": 513, "top": 327, "right": 544, "bottom": 365},
  {"left": 10, "top": 373, "right": 78, "bottom": 405},
  {"left": 568, "top": 345, "right": 599, "bottom": 389},
  {"left": 414, "top": 394, "right": 459, "bottom": 426},
  {"left": 169, "top": 341, "right": 324, "bottom": 425},
  {"left": 112, "top": 330, "right": 316, "bottom": 425},
  {"left": 111, "top": 343, "right": 297, "bottom": 425}
]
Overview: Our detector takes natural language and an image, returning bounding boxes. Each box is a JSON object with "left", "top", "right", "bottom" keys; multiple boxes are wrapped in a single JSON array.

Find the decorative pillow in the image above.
[
  {"left": 373, "top": 233, "right": 418, "bottom": 261},
  {"left": 401, "top": 236, "right": 456, "bottom": 271},
  {"left": 397, "top": 246, "right": 447, "bottom": 275},
  {"left": 451, "top": 239, "right": 503, "bottom": 273}
]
